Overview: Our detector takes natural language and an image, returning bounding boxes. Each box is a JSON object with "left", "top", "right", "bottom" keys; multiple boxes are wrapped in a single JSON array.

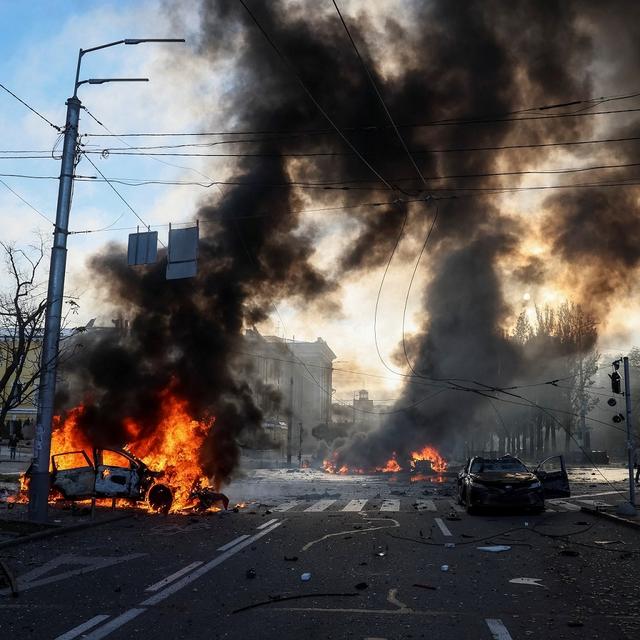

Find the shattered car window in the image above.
[{"left": 471, "top": 460, "right": 528, "bottom": 473}]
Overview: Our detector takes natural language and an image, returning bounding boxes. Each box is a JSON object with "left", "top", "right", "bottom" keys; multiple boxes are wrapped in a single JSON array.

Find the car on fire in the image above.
[
  {"left": 48, "top": 447, "right": 174, "bottom": 513},
  {"left": 456, "top": 454, "right": 570, "bottom": 513}
]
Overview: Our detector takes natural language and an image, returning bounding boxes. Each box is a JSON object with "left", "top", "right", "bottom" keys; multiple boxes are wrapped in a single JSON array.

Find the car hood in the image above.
[{"left": 471, "top": 471, "right": 537, "bottom": 485}]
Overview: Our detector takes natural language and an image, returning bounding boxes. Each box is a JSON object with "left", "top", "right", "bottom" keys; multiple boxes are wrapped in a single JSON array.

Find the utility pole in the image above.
[
  {"left": 27, "top": 96, "right": 81, "bottom": 523},
  {"left": 298, "top": 421, "right": 303, "bottom": 468},
  {"left": 286, "top": 376, "right": 293, "bottom": 466},
  {"left": 621, "top": 357, "right": 637, "bottom": 515},
  {"left": 27, "top": 38, "right": 184, "bottom": 523}
]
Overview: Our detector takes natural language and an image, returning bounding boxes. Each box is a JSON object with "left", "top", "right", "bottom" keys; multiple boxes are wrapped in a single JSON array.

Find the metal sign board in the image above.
[
  {"left": 127, "top": 231, "right": 158, "bottom": 266},
  {"left": 166, "top": 225, "right": 199, "bottom": 280}
]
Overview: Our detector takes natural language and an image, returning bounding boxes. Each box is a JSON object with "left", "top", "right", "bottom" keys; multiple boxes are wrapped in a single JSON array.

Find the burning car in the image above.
[
  {"left": 48, "top": 447, "right": 174, "bottom": 513},
  {"left": 457, "top": 454, "right": 570, "bottom": 513}
]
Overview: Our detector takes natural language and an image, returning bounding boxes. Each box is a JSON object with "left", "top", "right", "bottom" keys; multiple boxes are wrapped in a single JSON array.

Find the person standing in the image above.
[{"left": 8, "top": 432, "right": 18, "bottom": 460}]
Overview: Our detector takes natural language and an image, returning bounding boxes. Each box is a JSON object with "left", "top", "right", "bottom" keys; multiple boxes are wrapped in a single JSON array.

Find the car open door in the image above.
[
  {"left": 94, "top": 449, "right": 138, "bottom": 497},
  {"left": 534, "top": 455, "right": 570, "bottom": 498},
  {"left": 51, "top": 451, "right": 96, "bottom": 499}
]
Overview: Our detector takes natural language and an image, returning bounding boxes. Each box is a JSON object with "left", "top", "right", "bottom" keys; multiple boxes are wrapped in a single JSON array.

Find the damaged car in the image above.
[
  {"left": 48, "top": 447, "right": 174, "bottom": 513},
  {"left": 456, "top": 454, "right": 570, "bottom": 514}
]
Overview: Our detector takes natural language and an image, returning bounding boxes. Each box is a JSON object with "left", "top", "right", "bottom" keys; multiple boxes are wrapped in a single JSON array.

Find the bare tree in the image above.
[{"left": 0, "top": 240, "right": 80, "bottom": 432}]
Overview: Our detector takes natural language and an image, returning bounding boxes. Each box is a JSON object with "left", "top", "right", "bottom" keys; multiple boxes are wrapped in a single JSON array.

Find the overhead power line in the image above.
[
  {"left": 80, "top": 153, "right": 157, "bottom": 237},
  {"left": 0, "top": 177, "right": 54, "bottom": 225},
  {"left": 0, "top": 82, "right": 62, "bottom": 132},
  {"left": 72, "top": 133, "right": 640, "bottom": 156},
  {"left": 80, "top": 106, "right": 640, "bottom": 139}
]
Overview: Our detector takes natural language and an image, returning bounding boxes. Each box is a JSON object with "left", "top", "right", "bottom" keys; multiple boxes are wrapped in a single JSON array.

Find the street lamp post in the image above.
[{"left": 28, "top": 38, "right": 184, "bottom": 523}]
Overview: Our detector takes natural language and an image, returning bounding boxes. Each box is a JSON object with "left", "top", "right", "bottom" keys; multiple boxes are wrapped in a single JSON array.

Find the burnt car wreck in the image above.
[
  {"left": 48, "top": 448, "right": 174, "bottom": 513},
  {"left": 457, "top": 454, "right": 570, "bottom": 514}
]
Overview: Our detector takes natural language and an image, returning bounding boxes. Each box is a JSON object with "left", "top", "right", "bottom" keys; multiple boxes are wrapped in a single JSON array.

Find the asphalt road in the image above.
[{"left": 1, "top": 469, "right": 639, "bottom": 640}]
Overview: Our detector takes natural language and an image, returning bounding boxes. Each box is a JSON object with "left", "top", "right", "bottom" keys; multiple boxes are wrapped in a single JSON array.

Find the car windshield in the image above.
[{"left": 470, "top": 459, "right": 528, "bottom": 473}]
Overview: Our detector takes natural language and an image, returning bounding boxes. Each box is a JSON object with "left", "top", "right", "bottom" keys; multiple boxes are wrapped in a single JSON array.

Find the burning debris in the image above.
[{"left": 323, "top": 445, "right": 447, "bottom": 476}]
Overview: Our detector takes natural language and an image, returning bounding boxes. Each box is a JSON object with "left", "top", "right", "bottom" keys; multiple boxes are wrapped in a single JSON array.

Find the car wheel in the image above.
[{"left": 148, "top": 483, "right": 173, "bottom": 514}]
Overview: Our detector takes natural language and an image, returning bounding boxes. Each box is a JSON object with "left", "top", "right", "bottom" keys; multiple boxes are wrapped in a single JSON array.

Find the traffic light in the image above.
[{"left": 610, "top": 370, "right": 622, "bottom": 394}]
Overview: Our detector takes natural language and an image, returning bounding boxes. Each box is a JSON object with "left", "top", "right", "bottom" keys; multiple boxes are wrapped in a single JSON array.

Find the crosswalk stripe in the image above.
[
  {"left": 380, "top": 499, "right": 400, "bottom": 512},
  {"left": 342, "top": 499, "right": 368, "bottom": 512},
  {"left": 272, "top": 501, "right": 301, "bottom": 512},
  {"left": 304, "top": 499, "right": 336, "bottom": 512},
  {"left": 434, "top": 517, "right": 452, "bottom": 537},
  {"left": 415, "top": 499, "right": 436, "bottom": 512}
]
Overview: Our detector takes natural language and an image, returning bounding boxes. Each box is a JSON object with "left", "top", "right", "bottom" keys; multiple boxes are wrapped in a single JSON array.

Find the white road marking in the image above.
[
  {"left": 216, "top": 534, "right": 250, "bottom": 551},
  {"left": 141, "top": 521, "right": 283, "bottom": 606},
  {"left": 272, "top": 500, "right": 301, "bottom": 512},
  {"left": 0, "top": 554, "right": 145, "bottom": 596},
  {"left": 486, "top": 618, "right": 514, "bottom": 640},
  {"left": 54, "top": 615, "right": 110, "bottom": 640},
  {"left": 380, "top": 499, "right": 400, "bottom": 512},
  {"left": 448, "top": 500, "right": 465, "bottom": 513},
  {"left": 145, "top": 561, "right": 204, "bottom": 592},
  {"left": 551, "top": 500, "right": 581, "bottom": 512},
  {"left": 343, "top": 499, "right": 368, "bottom": 511},
  {"left": 82, "top": 609, "right": 146, "bottom": 640},
  {"left": 257, "top": 518, "right": 279, "bottom": 529},
  {"left": 305, "top": 499, "right": 336, "bottom": 512},
  {"left": 415, "top": 499, "right": 436, "bottom": 512},
  {"left": 434, "top": 517, "right": 452, "bottom": 537},
  {"left": 56, "top": 521, "right": 284, "bottom": 640}
]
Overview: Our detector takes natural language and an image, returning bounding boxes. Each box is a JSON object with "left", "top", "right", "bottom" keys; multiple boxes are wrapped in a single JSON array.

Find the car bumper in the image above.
[{"left": 468, "top": 488, "right": 544, "bottom": 508}]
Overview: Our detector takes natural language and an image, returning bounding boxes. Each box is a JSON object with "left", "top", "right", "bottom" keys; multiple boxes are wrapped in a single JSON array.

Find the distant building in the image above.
[{"left": 239, "top": 330, "right": 336, "bottom": 458}]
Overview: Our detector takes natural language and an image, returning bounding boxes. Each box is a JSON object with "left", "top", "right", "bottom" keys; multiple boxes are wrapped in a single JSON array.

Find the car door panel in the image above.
[
  {"left": 534, "top": 455, "right": 570, "bottom": 498},
  {"left": 51, "top": 451, "right": 95, "bottom": 499}
]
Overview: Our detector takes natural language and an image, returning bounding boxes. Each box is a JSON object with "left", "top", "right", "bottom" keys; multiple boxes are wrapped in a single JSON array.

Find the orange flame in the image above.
[
  {"left": 323, "top": 445, "right": 447, "bottom": 475},
  {"left": 410, "top": 445, "right": 448, "bottom": 473},
  {"left": 17, "top": 389, "right": 221, "bottom": 513}
]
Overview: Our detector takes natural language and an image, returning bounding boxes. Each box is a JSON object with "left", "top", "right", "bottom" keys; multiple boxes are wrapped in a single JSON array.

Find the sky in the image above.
[{"left": 2, "top": 1, "right": 640, "bottom": 406}]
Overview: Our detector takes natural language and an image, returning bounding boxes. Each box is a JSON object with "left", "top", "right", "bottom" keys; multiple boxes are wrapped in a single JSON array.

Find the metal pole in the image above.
[
  {"left": 28, "top": 96, "right": 81, "bottom": 523},
  {"left": 623, "top": 357, "right": 636, "bottom": 510},
  {"left": 286, "top": 376, "right": 293, "bottom": 466},
  {"left": 298, "top": 422, "right": 303, "bottom": 468}
]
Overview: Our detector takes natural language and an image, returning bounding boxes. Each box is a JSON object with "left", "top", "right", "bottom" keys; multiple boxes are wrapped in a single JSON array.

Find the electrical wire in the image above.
[
  {"left": 401, "top": 204, "right": 438, "bottom": 375},
  {"left": 80, "top": 106, "right": 640, "bottom": 138},
  {"left": 80, "top": 153, "right": 159, "bottom": 241},
  {"left": 0, "top": 177, "right": 54, "bottom": 225},
  {"left": 0, "top": 82, "right": 62, "bottom": 132},
  {"left": 77, "top": 132, "right": 640, "bottom": 156},
  {"left": 238, "top": 0, "right": 402, "bottom": 195}
]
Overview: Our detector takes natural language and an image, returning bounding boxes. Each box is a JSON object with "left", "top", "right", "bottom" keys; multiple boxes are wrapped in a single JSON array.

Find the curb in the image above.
[
  {"left": 580, "top": 506, "right": 640, "bottom": 531},
  {"left": 0, "top": 512, "right": 134, "bottom": 550}
]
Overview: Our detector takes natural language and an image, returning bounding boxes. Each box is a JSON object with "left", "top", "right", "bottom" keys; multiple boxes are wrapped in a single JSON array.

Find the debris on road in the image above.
[
  {"left": 559, "top": 549, "right": 580, "bottom": 557},
  {"left": 477, "top": 545, "right": 511, "bottom": 553},
  {"left": 440, "top": 565, "right": 449, "bottom": 572},
  {"left": 0, "top": 560, "right": 18, "bottom": 597},
  {"left": 284, "top": 556, "right": 298, "bottom": 562},
  {"left": 300, "top": 572, "right": 312, "bottom": 581},
  {"left": 413, "top": 583, "right": 438, "bottom": 590},
  {"left": 232, "top": 593, "right": 360, "bottom": 614},
  {"left": 509, "top": 578, "right": 545, "bottom": 588},
  {"left": 246, "top": 568, "right": 256, "bottom": 579},
  {"left": 354, "top": 582, "right": 368, "bottom": 590}
]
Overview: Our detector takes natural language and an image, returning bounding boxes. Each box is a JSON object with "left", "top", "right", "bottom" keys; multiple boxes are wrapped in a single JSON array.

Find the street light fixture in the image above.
[{"left": 28, "top": 37, "right": 184, "bottom": 523}]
